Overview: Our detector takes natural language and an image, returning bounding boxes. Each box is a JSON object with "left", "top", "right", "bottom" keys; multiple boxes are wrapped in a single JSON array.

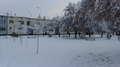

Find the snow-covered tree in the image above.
[
  {"left": 21, "top": 26, "right": 29, "bottom": 34},
  {"left": 20, "top": 26, "right": 30, "bottom": 46},
  {"left": 95, "top": 0, "right": 120, "bottom": 33},
  {"left": 29, "top": 21, "right": 48, "bottom": 54},
  {"left": 10, "top": 29, "right": 20, "bottom": 33},
  {"left": 10, "top": 25, "right": 29, "bottom": 44},
  {"left": 111, "top": 0, "right": 120, "bottom": 32},
  {"left": 62, "top": 2, "right": 76, "bottom": 37},
  {"left": 74, "top": 0, "right": 120, "bottom": 37},
  {"left": 51, "top": 0, "right": 120, "bottom": 38},
  {"left": 74, "top": 0, "right": 97, "bottom": 37},
  {"left": 10, "top": 21, "right": 21, "bottom": 42},
  {"left": 41, "top": 22, "right": 49, "bottom": 36},
  {"left": 29, "top": 21, "right": 43, "bottom": 34},
  {"left": 51, "top": 15, "right": 62, "bottom": 37}
]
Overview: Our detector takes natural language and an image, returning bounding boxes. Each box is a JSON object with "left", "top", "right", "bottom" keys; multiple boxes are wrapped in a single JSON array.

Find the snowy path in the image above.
[{"left": 0, "top": 35, "right": 120, "bottom": 67}]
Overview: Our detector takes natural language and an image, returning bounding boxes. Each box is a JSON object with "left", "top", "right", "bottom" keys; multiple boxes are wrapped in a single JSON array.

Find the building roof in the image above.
[{"left": 0, "top": 15, "right": 51, "bottom": 21}]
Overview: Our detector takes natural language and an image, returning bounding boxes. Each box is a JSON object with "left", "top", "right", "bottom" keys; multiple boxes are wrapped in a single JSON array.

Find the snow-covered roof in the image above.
[{"left": 0, "top": 15, "right": 51, "bottom": 20}]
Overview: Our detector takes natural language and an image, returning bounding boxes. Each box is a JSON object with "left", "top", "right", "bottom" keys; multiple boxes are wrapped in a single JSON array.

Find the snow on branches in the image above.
[
  {"left": 28, "top": 21, "right": 48, "bottom": 34},
  {"left": 65, "top": 0, "right": 120, "bottom": 33},
  {"left": 50, "top": 0, "right": 120, "bottom": 34},
  {"left": 50, "top": 16, "right": 62, "bottom": 32}
]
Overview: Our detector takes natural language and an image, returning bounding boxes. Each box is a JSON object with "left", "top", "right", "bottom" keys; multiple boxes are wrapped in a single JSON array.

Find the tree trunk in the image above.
[
  {"left": 69, "top": 32, "right": 70, "bottom": 37},
  {"left": 6, "top": 34, "right": 7, "bottom": 39},
  {"left": 113, "top": 32, "right": 114, "bottom": 36},
  {"left": 89, "top": 33, "right": 91, "bottom": 37},
  {"left": 59, "top": 32, "right": 60, "bottom": 37},
  {"left": 75, "top": 34, "right": 76, "bottom": 38},
  {"left": 14, "top": 37, "right": 15, "bottom": 42},
  {"left": 75, "top": 31, "right": 77, "bottom": 38},
  {"left": 20, "top": 35, "right": 22, "bottom": 44},
  {"left": 79, "top": 32, "right": 80, "bottom": 36},
  {"left": 26, "top": 34, "right": 28, "bottom": 48},
  {"left": 101, "top": 32, "right": 103, "bottom": 38},
  {"left": 37, "top": 34, "right": 39, "bottom": 54}
]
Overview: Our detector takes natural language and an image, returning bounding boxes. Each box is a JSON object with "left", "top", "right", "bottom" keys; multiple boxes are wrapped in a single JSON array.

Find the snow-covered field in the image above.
[{"left": 0, "top": 35, "right": 120, "bottom": 67}]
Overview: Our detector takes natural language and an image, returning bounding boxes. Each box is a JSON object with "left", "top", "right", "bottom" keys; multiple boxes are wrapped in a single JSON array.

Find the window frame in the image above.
[
  {"left": 9, "top": 20, "right": 14, "bottom": 23},
  {"left": 0, "top": 27, "right": 5, "bottom": 31},
  {"left": 18, "top": 21, "right": 24, "bottom": 25},
  {"left": 0, "top": 20, "right": 6, "bottom": 24},
  {"left": 9, "top": 27, "right": 12, "bottom": 30}
]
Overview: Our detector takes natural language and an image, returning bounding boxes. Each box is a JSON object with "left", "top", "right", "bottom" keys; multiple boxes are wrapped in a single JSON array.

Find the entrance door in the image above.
[{"left": 55, "top": 27, "right": 59, "bottom": 35}]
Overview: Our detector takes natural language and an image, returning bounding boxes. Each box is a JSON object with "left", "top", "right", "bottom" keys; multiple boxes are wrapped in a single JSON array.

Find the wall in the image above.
[
  {"left": 7, "top": 16, "right": 28, "bottom": 34},
  {"left": 0, "top": 15, "right": 8, "bottom": 35},
  {"left": 7, "top": 16, "right": 54, "bottom": 35}
]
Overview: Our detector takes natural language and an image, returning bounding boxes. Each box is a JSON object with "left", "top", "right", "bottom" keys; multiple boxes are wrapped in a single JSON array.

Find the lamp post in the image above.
[
  {"left": 37, "top": 7, "right": 42, "bottom": 19},
  {"left": 36, "top": 7, "right": 42, "bottom": 54},
  {"left": 28, "top": 10, "right": 32, "bottom": 18}
]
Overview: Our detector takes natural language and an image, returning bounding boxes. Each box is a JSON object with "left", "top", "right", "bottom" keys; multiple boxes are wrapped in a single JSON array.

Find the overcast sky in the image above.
[{"left": 0, "top": 0, "right": 81, "bottom": 19}]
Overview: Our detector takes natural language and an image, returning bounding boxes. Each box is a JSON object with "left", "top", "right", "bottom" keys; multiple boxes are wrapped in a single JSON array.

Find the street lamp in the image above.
[
  {"left": 37, "top": 7, "right": 42, "bottom": 19},
  {"left": 36, "top": 7, "right": 42, "bottom": 54},
  {"left": 28, "top": 10, "right": 32, "bottom": 18}
]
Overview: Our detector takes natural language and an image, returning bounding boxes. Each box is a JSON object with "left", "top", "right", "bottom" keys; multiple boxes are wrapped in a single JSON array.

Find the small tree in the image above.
[
  {"left": 29, "top": 21, "right": 48, "bottom": 54},
  {"left": 10, "top": 28, "right": 19, "bottom": 42},
  {"left": 20, "top": 26, "right": 29, "bottom": 47},
  {"left": 51, "top": 16, "right": 62, "bottom": 37}
]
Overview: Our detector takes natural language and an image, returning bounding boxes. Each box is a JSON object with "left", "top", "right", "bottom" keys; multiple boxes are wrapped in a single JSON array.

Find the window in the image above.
[
  {"left": 0, "top": 27, "right": 5, "bottom": 31},
  {"left": 18, "top": 21, "right": 24, "bottom": 24},
  {"left": 18, "top": 28, "right": 22, "bottom": 30},
  {"left": 3, "top": 27, "right": 5, "bottom": 31},
  {"left": 0, "top": 20, "right": 5, "bottom": 24},
  {"left": 49, "top": 23, "right": 52, "bottom": 26},
  {"left": 27, "top": 21, "right": 31, "bottom": 26},
  {"left": 49, "top": 29, "right": 53, "bottom": 32},
  {"left": 4, "top": 20, "right": 5, "bottom": 23},
  {"left": 9, "top": 20, "right": 14, "bottom": 23},
  {"left": 0, "top": 27, "right": 2, "bottom": 31},
  {"left": 9, "top": 27, "right": 12, "bottom": 30}
]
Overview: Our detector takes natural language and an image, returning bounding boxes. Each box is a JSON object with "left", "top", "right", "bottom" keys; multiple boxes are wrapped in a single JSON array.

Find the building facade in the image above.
[
  {"left": 0, "top": 15, "right": 8, "bottom": 35},
  {"left": 7, "top": 16, "right": 28, "bottom": 34},
  {"left": 0, "top": 15, "right": 56, "bottom": 35},
  {"left": 0, "top": 15, "right": 72, "bottom": 35}
]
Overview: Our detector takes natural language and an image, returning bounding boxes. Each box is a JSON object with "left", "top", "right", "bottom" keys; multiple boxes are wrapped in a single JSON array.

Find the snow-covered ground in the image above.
[{"left": 0, "top": 35, "right": 120, "bottom": 67}]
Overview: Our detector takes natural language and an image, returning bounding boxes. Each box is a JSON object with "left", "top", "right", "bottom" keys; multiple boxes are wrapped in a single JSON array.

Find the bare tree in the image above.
[
  {"left": 62, "top": 2, "right": 76, "bottom": 38},
  {"left": 51, "top": 16, "right": 62, "bottom": 37},
  {"left": 29, "top": 21, "right": 48, "bottom": 54}
]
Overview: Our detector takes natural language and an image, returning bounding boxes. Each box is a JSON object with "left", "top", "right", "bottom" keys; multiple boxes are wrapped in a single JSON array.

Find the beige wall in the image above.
[
  {"left": 7, "top": 16, "right": 55, "bottom": 35},
  {"left": 7, "top": 16, "right": 28, "bottom": 34},
  {"left": 7, "top": 16, "right": 76, "bottom": 35}
]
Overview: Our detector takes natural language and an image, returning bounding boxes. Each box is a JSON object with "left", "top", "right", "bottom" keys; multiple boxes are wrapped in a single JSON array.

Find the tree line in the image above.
[{"left": 51, "top": 0, "right": 120, "bottom": 38}]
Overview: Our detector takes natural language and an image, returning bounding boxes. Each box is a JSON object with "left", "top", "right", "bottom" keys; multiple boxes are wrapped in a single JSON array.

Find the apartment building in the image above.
[{"left": 0, "top": 15, "right": 55, "bottom": 35}]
